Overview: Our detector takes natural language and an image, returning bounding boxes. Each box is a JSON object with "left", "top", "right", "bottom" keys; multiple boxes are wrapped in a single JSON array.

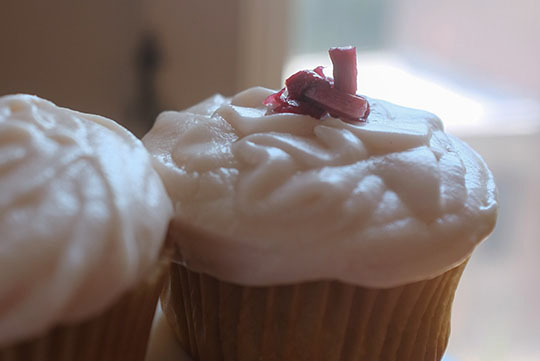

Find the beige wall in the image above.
[
  {"left": 141, "top": 0, "right": 241, "bottom": 112},
  {"left": 0, "top": 1, "right": 142, "bottom": 129},
  {"left": 0, "top": 1, "right": 289, "bottom": 136},
  {"left": 142, "top": 0, "right": 288, "bottom": 110}
]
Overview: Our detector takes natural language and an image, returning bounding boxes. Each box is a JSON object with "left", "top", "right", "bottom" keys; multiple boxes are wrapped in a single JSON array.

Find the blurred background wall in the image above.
[
  {"left": 1, "top": 1, "right": 143, "bottom": 132},
  {"left": 1, "top": 2, "right": 539, "bottom": 360},
  {"left": 0, "top": 0, "right": 288, "bottom": 136}
]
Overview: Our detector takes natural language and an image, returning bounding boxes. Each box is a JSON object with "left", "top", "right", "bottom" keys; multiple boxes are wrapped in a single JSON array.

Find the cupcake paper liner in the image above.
[
  {"left": 0, "top": 250, "right": 171, "bottom": 361},
  {"left": 162, "top": 260, "right": 467, "bottom": 361}
]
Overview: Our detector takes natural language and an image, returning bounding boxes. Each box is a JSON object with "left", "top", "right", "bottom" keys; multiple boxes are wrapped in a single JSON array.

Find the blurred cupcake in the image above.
[
  {"left": 0, "top": 95, "right": 172, "bottom": 361},
  {"left": 143, "top": 48, "right": 498, "bottom": 361}
]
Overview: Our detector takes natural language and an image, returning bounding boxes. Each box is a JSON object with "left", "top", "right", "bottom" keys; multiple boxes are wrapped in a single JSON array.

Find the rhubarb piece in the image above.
[
  {"left": 329, "top": 46, "right": 357, "bottom": 94},
  {"left": 313, "top": 66, "right": 334, "bottom": 84},
  {"left": 313, "top": 66, "right": 325, "bottom": 77},
  {"left": 285, "top": 70, "right": 331, "bottom": 100},
  {"left": 263, "top": 88, "right": 286, "bottom": 107},
  {"left": 264, "top": 88, "right": 325, "bottom": 119},
  {"left": 304, "top": 86, "right": 369, "bottom": 121},
  {"left": 274, "top": 99, "right": 326, "bottom": 119},
  {"left": 263, "top": 46, "right": 368, "bottom": 121}
]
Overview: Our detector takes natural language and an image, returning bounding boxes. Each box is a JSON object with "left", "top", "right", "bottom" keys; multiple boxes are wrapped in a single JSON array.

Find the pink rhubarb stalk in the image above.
[{"left": 264, "top": 46, "right": 369, "bottom": 122}]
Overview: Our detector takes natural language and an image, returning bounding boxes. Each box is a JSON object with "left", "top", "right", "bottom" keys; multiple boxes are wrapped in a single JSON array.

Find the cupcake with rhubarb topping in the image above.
[
  {"left": 143, "top": 46, "right": 498, "bottom": 361},
  {"left": 0, "top": 95, "right": 172, "bottom": 361}
]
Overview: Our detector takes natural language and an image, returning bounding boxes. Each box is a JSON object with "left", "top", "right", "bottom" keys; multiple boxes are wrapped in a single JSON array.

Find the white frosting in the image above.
[
  {"left": 143, "top": 87, "right": 497, "bottom": 288},
  {"left": 0, "top": 95, "right": 172, "bottom": 346}
]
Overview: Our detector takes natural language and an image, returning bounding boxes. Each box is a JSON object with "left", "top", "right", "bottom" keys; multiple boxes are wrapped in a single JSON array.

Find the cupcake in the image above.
[
  {"left": 142, "top": 47, "right": 498, "bottom": 361},
  {"left": 0, "top": 95, "right": 172, "bottom": 360}
]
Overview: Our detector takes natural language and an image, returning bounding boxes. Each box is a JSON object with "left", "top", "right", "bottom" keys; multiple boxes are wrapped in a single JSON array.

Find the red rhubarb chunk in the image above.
[
  {"left": 274, "top": 100, "right": 326, "bottom": 119},
  {"left": 313, "top": 66, "right": 325, "bottom": 77},
  {"left": 304, "top": 86, "right": 369, "bottom": 121},
  {"left": 263, "top": 46, "right": 369, "bottom": 122},
  {"left": 264, "top": 88, "right": 326, "bottom": 119},
  {"left": 285, "top": 70, "right": 331, "bottom": 100},
  {"left": 313, "top": 66, "right": 334, "bottom": 85},
  {"left": 329, "top": 46, "right": 357, "bottom": 94},
  {"left": 263, "top": 88, "right": 286, "bottom": 107}
]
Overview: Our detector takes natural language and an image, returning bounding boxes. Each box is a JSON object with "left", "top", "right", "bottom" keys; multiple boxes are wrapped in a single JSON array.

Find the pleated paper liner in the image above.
[
  {"left": 0, "top": 247, "right": 172, "bottom": 361},
  {"left": 162, "top": 260, "right": 467, "bottom": 361}
]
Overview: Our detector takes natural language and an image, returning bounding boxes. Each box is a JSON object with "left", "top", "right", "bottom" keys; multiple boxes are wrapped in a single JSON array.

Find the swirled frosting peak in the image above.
[
  {"left": 143, "top": 87, "right": 497, "bottom": 288},
  {"left": 0, "top": 95, "right": 172, "bottom": 345}
]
